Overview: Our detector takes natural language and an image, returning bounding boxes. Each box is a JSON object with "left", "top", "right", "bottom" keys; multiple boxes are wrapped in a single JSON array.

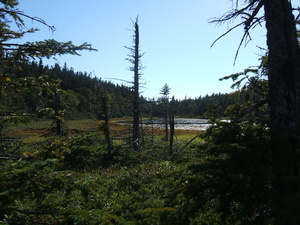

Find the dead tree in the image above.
[
  {"left": 54, "top": 89, "right": 63, "bottom": 136},
  {"left": 125, "top": 17, "right": 145, "bottom": 151},
  {"left": 99, "top": 91, "right": 113, "bottom": 158},
  {"left": 169, "top": 96, "right": 175, "bottom": 156}
]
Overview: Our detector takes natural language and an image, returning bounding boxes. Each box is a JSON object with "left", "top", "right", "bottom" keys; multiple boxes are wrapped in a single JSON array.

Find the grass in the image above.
[
  {"left": 7, "top": 120, "right": 52, "bottom": 143},
  {"left": 8, "top": 119, "right": 99, "bottom": 140},
  {"left": 6, "top": 118, "right": 205, "bottom": 148}
]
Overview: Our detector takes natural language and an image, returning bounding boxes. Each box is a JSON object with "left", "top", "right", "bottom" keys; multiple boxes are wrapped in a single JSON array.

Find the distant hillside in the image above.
[{"left": 11, "top": 61, "right": 238, "bottom": 119}]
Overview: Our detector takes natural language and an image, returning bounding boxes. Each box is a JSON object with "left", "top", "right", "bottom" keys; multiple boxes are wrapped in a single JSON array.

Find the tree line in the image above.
[{"left": 3, "top": 60, "right": 240, "bottom": 121}]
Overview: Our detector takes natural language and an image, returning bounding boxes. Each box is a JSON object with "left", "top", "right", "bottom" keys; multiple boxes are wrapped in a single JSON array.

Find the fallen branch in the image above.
[
  {"left": 180, "top": 133, "right": 201, "bottom": 151},
  {"left": 0, "top": 154, "right": 22, "bottom": 161}
]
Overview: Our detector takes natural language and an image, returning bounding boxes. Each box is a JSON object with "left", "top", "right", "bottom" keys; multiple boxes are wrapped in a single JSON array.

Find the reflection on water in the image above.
[
  {"left": 142, "top": 118, "right": 211, "bottom": 131},
  {"left": 117, "top": 118, "right": 220, "bottom": 131}
]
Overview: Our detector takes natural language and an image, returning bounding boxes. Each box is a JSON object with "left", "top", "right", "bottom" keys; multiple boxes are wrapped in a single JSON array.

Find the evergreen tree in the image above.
[
  {"left": 0, "top": 0, "right": 96, "bottom": 142},
  {"left": 193, "top": 1, "right": 300, "bottom": 223},
  {"left": 160, "top": 83, "right": 171, "bottom": 141}
]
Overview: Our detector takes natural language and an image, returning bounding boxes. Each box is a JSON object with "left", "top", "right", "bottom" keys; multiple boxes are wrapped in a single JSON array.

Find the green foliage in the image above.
[
  {"left": 21, "top": 132, "right": 110, "bottom": 171},
  {"left": 186, "top": 120, "right": 273, "bottom": 224},
  {"left": 219, "top": 55, "right": 269, "bottom": 123},
  {"left": 160, "top": 83, "right": 171, "bottom": 96},
  {"left": 63, "top": 133, "right": 109, "bottom": 170},
  {"left": 0, "top": 2, "right": 288, "bottom": 224},
  {"left": 0, "top": 152, "right": 187, "bottom": 224},
  {"left": 0, "top": 0, "right": 96, "bottom": 61},
  {"left": 167, "top": 93, "right": 237, "bottom": 118},
  {"left": 0, "top": 0, "right": 97, "bottom": 149},
  {"left": 1, "top": 60, "right": 244, "bottom": 126},
  {"left": 0, "top": 158, "right": 64, "bottom": 224}
]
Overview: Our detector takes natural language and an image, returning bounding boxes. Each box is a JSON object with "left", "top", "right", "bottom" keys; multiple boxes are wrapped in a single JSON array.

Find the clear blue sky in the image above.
[{"left": 18, "top": 0, "right": 267, "bottom": 99}]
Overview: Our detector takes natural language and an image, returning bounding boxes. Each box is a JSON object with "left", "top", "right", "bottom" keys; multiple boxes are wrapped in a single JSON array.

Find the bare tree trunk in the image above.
[
  {"left": 132, "top": 20, "right": 140, "bottom": 151},
  {"left": 101, "top": 92, "right": 113, "bottom": 158},
  {"left": 164, "top": 99, "right": 169, "bottom": 141},
  {"left": 169, "top": 97, "right": 175, "bottom": 156},
  {"left": 264, "top": 0, "right": 300, "bottom": 223},
  {"left": 151, "top": 99, "right": 155, "bottom": 145},
  {"left": 209, "top": 0, "right": 300, "bottom": 222},
  {"left": 140, "top": 117, "right": 145, "bottom": 146},
  {"left": 265, "top": 0, "right": 300, "bottom": 139},
  {"left": 103, "top": 117, "right": 112, "bottom": 157},
  {"left": 55, "top": 90, "right": 63, "bottom": 136},
  {"left": 124, "top": 17, "right": 145, "bottom": 151}
]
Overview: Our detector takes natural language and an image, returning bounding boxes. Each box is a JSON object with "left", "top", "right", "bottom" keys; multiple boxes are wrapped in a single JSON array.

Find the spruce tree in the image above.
[{"left": 204, "top": 1, "right": 300, "bottom": 223}]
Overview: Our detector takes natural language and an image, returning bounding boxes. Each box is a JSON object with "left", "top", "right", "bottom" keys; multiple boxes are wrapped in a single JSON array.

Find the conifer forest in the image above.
[{"left": 1, "top": 0, "right": 300, "bottom": 224}]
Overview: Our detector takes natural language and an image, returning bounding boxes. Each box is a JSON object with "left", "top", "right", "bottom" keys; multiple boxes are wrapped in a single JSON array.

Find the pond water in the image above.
[{"left": 142, "top": 118, "right": 211, "bottom": 131}]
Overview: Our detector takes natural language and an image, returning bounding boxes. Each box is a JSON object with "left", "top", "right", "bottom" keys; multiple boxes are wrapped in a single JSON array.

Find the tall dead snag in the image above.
[
  {"left": 125, "top": 17, "right": 144, "bottom": 151},
  {"left": 169, "top": 96, "right": 175, "bottom": 156},
  {"left": 54, "top": 89, "right": 63, "bottom": 136}
]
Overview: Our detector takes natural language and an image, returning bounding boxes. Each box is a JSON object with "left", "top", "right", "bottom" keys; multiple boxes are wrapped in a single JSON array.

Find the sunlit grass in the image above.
[
  {"left": 7, "top": 118, "right": 205, "bottom": 148},
  {"left": 66, "top": 119, "right": 99, "bottom": 131},
  {"left": 8, "top": 120, "right": 51, "bottom": 142},
  {"left": 11, "top": 119, "right": 52, "bottom": 130}
]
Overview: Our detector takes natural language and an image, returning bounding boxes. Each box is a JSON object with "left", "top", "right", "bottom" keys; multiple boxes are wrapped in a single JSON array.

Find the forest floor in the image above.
[{"left": 2, "top": 118, "right": 208, "bottom": 224}]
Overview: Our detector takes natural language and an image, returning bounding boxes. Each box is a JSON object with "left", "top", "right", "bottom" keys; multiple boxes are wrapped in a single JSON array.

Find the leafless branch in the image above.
[
  {"left": 210, "top": 0, "right": 265, "bottom": 64},
  {"left": 180, "top": 133, "right": 201, "bottom": 151},
  {"left": 242, "top": 99, "right": 268, "bottom": 115},
  {"left": 0, "top": 8, "right": 55, "bottom": 32},
  {"left": 0, "top": 154, "right": 22, "bottom": 161},
  {"left": 105, "top": 77, "right": 133, "bottom": 84},
  {"left": 210, "top": 22, "right": 244, "bottom": 48}
]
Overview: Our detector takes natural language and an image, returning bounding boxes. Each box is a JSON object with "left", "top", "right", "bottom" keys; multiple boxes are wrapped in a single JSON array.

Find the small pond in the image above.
[{"left": 142, "top": 118, "right": 211, "bottom": 131}]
